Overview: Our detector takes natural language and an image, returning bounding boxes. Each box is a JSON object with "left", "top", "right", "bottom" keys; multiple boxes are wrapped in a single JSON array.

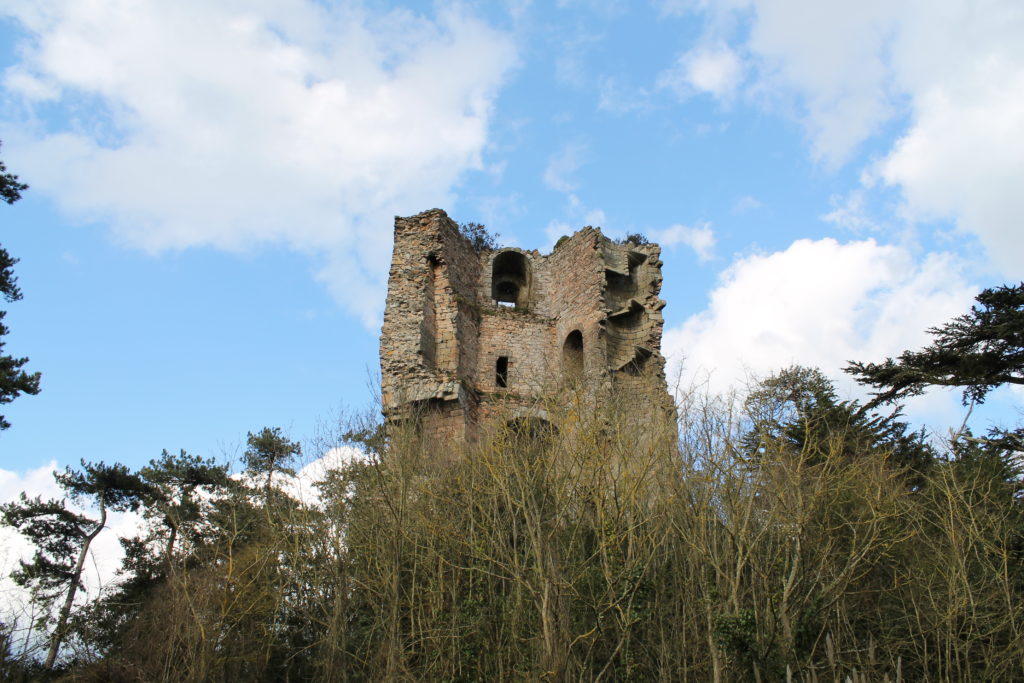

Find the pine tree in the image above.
[
  {"left": 0, "top": 141, "right": 40, "bottom": 432},
  {"left": 243, "top": 427, "right": 300, "bottom": 496},
  {"left": 0, "top": 461, "right": 148, "bottom": 669},
  {"left": 846, "top": 283, "right": 1024, "bottom": 408}
]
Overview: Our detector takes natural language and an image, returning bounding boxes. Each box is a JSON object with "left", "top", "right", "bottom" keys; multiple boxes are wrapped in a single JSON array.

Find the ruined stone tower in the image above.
[{"left": 379, "top": 208, "right": 673, "bottom": 446}]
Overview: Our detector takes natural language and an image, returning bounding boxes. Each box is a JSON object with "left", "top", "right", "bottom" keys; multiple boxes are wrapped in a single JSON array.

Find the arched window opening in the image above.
[
  {"left": 492, "top": 251, "right": 531, "bottom": 309},
  {"left": 496, "top": 356, "right": 509, "bottom": 388},
  {"left": 563, "top": 330, "right": 584, "bottom": 379}
]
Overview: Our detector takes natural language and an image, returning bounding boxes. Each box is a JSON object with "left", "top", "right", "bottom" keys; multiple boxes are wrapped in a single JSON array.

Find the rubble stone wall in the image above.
[{"left": 380, "top": 208, "right": 674, "bottom": 451}]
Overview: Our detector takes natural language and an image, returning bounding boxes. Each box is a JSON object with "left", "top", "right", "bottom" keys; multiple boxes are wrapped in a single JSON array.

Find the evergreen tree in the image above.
[
  {"left": 847, "top": 283, "right": 1024, "bottom": 408},
  {"left": 68, "top": 450, "right": 230, "bottom": 659},
  {"left": 243, "top": 427, "right": 300, "bottom": 496},
  {"left": 744, "top": 366, "right": 935, "bottom": 477},
  {"left": 458, "top": 221, "right": 500, "bottom": 251},
  {"left": 138, "top": 449, "right": 229, "bottom": 566},
  {"left": 0, "top": 141, "right": 40, "bottom": 432},
  {"left": 0, "top": 461, "right": 148, "bottom": 669}
]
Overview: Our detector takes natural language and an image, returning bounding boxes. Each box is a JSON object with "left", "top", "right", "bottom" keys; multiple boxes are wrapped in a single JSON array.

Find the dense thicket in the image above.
[
  {"left": 2, "top": 285, "right": 1023, "bottom": 681},
  {"left": 1, "top": 378, "right": 1020, "bottom": 682}
]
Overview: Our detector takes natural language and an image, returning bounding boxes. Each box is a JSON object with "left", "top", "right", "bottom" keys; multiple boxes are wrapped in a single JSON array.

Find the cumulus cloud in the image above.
[
  {"left": 278, "top": 445, "right": 366, "bottom": 502},
  {"left": 658, "top": 43, "right": 743, "bottom": 101},
  {"left": 667, "top": 0, "right": 1024, "bottom": 277},
  {"left": 0, "top": 1, "right": 518, "bottom": 327},
  {"left": 653, "top": 221, "right": 715, "bottom": 261},
  {"left": 875, "top": 64, "right": 1024, "bottom": 278},
  {"left": 663, "top": 238, "right": 976, "bottom": 406},
  {"left": 736, "top": 0, "right": 899, "bottom": 166}
]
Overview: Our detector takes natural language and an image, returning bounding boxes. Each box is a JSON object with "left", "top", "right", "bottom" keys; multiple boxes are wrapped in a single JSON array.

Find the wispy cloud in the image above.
[
  {"left": 543, "top": 141, "right": 588, "bottom": 193},
  {"left": 598, "top": 76, "right": 652, "bottom": 114},
  {"left": 731, "top": 195, "right": 762, "bottom": 214},
  {"left": 654, "top": 222, "right": 715, "bottom": 261}
]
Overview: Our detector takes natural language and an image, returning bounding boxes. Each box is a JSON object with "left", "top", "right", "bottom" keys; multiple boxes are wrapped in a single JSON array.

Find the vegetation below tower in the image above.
[{"left": 1, "top": 285, "right": 1023, "bottom": 681}]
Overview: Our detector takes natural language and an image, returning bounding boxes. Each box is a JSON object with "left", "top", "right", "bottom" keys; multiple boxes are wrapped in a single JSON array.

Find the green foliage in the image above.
[
  {"left": 0, "top": 141, "right": 39, "bottom": 432},
  {"left": 847, "top": 282, "right": 1024, "bottom": 407},
  {"left": 69, "top": 451, "right": 233, "bottom": 658},
  {"left": 1, "top": 495, "right": 94, "bottom": 600},
  {"left": 459, "top": 221, "right": 500, "bottom": 251},
  {"left": 621, "top": 232, "right": 649, "bottom": 246},
  {"left": 0, "top": 321, "right": 40, "bottom": 431},
  {"left": 244, "top": 426, "right": 300, "bottom": 494},
  {"left": 0, "top": 143, "right": 27, "bottom": 206},
  {"left": 56, "top": 460, "right": 150, "bottom": 512},
  {"left": 714, "top": 609, "right": 759, "bottom": 664},
  {"left": 138, "top": 449, "right": 229, "bottom": 558},
  {"left": 4, "top": 373, "right": 1023, "bottom": 679},
  {"left": 744, "top": 366, "right": 935, "bottom": 479},
  {"left": 0, "top": 461, "right": 148, "bottom": 669}
]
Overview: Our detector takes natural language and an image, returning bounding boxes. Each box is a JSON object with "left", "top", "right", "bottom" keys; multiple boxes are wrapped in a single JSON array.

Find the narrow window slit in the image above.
[{"left": 496, "top": 356, "right": 509, "bottom": 388}]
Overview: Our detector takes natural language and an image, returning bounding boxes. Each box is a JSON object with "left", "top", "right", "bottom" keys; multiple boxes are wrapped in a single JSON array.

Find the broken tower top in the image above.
[{"left": 379, "top": 208, "right": 673, "bottom": 445}]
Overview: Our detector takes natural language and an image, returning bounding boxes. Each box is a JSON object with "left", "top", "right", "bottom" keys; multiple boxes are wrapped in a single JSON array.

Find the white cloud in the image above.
[
  {"left": 663, "top": 238, "right": 976, "bottom": 406},
  {"left": 654, "top": 221, "right": 715, "bottom": 261},
  {"left": 731, "top": 195, "right": 762, "bottom": 214},
  {"left": 597, "top": 76, "right": 651, "bottom": 114},
  {"left": 583, "top": 207, "right": 607, "bottom": 228},
  {"left": 543, "top": 142, "right": 587, "bottom": 193},
  {"left": 554, "top": 32, "right": 602, "bottom": 88},
  {"left": 0, "top": 461, "right": 62, "bottom": 502},
  {"left": 669, "top": 0, "right": 1024, "bottom": 278},
  {"left": 0, "top": 1, "right": 518, "bottom": 327},
  {"left": 279, "top": 445, "right": 366, "bottom": 503},
  {"left": 658, "top": 42, "right": 743, "bottom": 101},
  {"left": 737, "top": 0, "right": 898, "bottom": 166},
  {"left": 822, "top": 189, "right": 879, "bottom": 233},
  {"left": 875, "top": 66, "right": 1024, "bottom": 279}
]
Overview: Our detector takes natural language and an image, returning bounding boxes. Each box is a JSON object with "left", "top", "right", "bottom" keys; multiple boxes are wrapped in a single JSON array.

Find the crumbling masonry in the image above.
[{"left": 380, "top": 209, "right": 674, "bottom": 446}]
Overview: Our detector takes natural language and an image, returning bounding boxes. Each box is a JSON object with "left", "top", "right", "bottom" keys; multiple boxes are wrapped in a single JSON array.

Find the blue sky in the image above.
[{"left": 0, "top": 0, "right": 1022, "bottom": 479}]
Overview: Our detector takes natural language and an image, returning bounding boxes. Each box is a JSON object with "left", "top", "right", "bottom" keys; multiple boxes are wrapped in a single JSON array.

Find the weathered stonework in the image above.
[{"left": 380, "top": 208, "right": 674, "bottom": 448}]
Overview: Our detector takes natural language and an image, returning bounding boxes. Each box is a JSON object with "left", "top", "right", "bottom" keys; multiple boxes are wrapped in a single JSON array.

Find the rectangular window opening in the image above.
[{"left": 496, "top": 356, "right": 509, "bottom": 388}]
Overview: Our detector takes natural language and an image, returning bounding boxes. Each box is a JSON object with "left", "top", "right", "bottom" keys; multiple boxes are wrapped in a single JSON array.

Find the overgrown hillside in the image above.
[{"left": 3, "top": 287, "right": 1023, "bottom": 682}]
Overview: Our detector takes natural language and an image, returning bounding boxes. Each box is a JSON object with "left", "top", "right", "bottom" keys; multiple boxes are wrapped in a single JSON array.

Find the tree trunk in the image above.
[{"left": 44, "top": 503, "right": 106, "bottom": 669}]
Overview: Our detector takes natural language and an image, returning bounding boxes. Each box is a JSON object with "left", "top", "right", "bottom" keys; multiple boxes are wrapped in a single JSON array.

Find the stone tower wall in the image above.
[
  {"left": 380, "top": 209, "right": 674, "bottom": 450},
  {"left": 544, "top": 229, "right": 612, "bottom": 389}
]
